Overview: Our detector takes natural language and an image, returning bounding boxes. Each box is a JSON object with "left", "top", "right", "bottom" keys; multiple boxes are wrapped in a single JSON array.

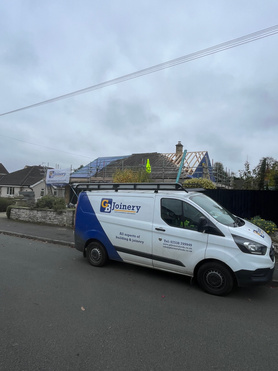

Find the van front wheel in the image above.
[
  {"left": 87, "top": 242, "right": 108, "bottom": 267},
  {"left": 197, "top": 262, "right": 234, "bottom": 296}
]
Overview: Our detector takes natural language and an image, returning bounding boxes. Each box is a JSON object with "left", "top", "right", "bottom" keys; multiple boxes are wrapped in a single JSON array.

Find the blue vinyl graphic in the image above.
[
  {"left": 75, "top": 193, "right": 122, "bottom": 261},
  {"left": 100, "top": 198, "right": 113, "bottom": 213}
]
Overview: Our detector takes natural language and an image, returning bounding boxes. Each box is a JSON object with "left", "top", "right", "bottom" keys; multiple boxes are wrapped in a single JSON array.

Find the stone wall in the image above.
[{"left": 10, "top": 207, "right": 75, "bottom": 228}]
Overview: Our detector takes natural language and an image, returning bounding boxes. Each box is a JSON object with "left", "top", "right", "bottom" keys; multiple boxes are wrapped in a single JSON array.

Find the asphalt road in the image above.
[{"left": 1, "top": 234, "right": 278, "bottom": 371}]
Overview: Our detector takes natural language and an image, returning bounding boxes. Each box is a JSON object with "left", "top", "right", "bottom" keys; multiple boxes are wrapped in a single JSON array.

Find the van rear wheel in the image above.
[
  {"left": 87, "top": 242, "right": 108, "bottom": 267},
  {"left": 197, "top": 262, "right": 234, "bottom": 296}
]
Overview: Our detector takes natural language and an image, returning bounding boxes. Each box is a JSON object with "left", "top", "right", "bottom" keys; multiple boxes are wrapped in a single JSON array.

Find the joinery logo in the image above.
[{"left": 100, "top": 198, "right": 141, "bottom": 214}]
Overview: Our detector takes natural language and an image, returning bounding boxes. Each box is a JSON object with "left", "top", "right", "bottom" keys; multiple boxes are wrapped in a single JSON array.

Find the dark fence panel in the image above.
[{"left": 204, "top": 189, "right": 278, "bottom": 225}]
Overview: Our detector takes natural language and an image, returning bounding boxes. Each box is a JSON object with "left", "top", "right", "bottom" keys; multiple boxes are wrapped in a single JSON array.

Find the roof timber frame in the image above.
[{"left": 163, "top": 151, "right": 208, "bottom": 174}]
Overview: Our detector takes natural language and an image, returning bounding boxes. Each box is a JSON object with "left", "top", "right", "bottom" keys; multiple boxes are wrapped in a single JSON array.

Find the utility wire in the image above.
[
  {"left": 0, "top": 134, "right": 92, "bottom": 159},
  {"left": 1, "top": 24, "right": 278, "bottom": 117}
]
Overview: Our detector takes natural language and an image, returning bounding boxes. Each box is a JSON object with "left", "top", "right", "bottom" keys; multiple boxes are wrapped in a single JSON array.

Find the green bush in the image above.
[
  {"left": 53, "top": 198, "right": 66, "bottom": 212},
  {"left": 0, "top": 197, "right": 15, "bottom": 212},
  {"left": 35, "top": 195, "right": 66, "bottom": 211},
  {"left": 250, "top": 216, "right": 277, "bottom": 235},
  {"left": 183, "top": 178, "right": 217, "bottom": 189},
  {"left": 113, "top": 168, "right": 151, "bottom": 183},
  {"left": 36, "top": 195, "right": 55, "bottom": 209}
]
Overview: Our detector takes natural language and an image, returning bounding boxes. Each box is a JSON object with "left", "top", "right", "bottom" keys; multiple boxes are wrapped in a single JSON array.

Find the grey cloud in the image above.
[{"left": 1, "top": 1, "right": 278, "bottom": 173}]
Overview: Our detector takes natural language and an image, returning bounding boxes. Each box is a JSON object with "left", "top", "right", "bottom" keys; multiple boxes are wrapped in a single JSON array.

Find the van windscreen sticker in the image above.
[{"left": 100, "top": 198, "right": 141, "bottom": 214}]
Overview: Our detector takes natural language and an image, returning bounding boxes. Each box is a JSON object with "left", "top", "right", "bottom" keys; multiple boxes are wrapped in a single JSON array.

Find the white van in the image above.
[{"left": 74, "top": 183, "right": 275, "bottom": 295}]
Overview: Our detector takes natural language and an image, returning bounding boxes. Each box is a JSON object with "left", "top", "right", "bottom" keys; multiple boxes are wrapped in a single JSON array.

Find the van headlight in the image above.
[{"left": 232, "top": 235, "right": 267, "bottom": 255}]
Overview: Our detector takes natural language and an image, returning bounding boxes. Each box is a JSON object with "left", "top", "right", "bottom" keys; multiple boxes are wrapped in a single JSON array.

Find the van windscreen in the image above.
[{"left": 190, "top": 194, "right": 239, "bottom": 227}]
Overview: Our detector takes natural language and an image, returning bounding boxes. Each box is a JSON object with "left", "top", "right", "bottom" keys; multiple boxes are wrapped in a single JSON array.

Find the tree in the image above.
[
  {"left": 238, "top": 161, "right": 254, "bottom": 190},
  {"left": 254, "top": 157, "right": 278, "bottom": 190},
  {"left": 273, "top": 173, "right": 278, "bottom": 190},
  {"left": 257, "top": 158, "right": 267, "bottom": 190}
]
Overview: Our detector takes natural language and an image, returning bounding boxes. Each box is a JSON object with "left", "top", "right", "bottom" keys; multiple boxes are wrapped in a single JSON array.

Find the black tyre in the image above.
[
  {"left": 197, "top": 262, "right": 234, "bottom": 296},
  {"left": 87, "top": 242, "right": 108, "bottom": 267}
]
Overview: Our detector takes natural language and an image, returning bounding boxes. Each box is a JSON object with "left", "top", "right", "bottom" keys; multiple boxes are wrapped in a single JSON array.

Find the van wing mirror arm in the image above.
[
  {"left": 198, "top": 216, "right": 225, "bottom": 236},
  {"left": 198, "top": 216, "right": 209, "bottom": 233}
]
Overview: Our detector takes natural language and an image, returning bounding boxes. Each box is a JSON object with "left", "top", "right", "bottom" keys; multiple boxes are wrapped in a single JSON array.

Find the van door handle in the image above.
[{"left": 155, "top": 227, "right": 166, "bottom": 232}]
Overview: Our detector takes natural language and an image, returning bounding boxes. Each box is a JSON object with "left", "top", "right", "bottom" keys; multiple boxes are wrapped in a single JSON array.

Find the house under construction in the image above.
[{"left": 70, "top": 142, "right": 214, "bottom": 184}]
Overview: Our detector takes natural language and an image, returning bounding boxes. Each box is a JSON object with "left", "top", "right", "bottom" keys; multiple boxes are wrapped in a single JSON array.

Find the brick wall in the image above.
[{"left": 10, "top": 207, "right": 75, "bottom": 228}]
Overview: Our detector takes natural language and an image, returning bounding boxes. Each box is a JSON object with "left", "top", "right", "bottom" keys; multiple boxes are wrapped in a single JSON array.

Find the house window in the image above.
[
  {"left": 40, "top": 189, "right": 45, "bottom": 196},
  {"left": 7, "top": 187, "right": 15, "bottom": 195}
]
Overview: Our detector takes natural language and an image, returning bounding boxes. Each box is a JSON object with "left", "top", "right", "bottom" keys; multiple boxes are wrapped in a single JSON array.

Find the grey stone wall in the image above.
[{"left": 10, "top": 207, "right": 75, "bottom": 228}]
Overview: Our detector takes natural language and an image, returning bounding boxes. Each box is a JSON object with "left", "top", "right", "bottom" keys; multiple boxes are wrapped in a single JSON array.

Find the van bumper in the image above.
[
  {"left": 235, "top": 267, "right": 274, "bottom": 287},
  {"left": 74, "top": 233, "right": 86, "bottom": 254}
]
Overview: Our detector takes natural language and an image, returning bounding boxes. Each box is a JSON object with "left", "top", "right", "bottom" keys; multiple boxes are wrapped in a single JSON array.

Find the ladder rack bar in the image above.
[{"left": 74, "top": 182, "right": 188, "bottom": 192}]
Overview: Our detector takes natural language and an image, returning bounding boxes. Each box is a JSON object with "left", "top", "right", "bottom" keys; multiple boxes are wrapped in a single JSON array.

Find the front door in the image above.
[{"left": 152, "top": 197, "right": 208, "bottom": 275}]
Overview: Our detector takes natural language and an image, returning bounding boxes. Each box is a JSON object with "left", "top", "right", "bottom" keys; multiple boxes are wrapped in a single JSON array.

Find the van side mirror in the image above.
[
  {"left": 198, "top": 216, "right": 224, "bottom": 236},
  {"left": 198, "top": 216, "right": 208, "bottom": 232}
]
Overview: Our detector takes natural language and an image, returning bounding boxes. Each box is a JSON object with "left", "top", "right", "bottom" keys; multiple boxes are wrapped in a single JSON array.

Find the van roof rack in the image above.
[{"left": 75, "top": 182, "right": 188, "bottom": 193}]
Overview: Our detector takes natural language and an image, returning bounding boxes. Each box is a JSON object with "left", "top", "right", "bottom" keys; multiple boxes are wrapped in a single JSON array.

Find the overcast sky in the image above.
[{"left": 1, "top": 1, "right": 278, "bottom": 175}]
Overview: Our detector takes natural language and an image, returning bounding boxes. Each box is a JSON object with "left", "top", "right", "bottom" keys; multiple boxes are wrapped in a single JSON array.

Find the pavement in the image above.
[
  {"left": 0, "top": 212, "right": 278, "bottom": 284},
  {"left": 0, "top": 212, "right": 74, "bottom": 247}
]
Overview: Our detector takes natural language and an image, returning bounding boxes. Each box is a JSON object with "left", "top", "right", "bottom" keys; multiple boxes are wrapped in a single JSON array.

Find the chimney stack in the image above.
[{"left": 175, "top": 141, "right": 183, "bottom": 156}]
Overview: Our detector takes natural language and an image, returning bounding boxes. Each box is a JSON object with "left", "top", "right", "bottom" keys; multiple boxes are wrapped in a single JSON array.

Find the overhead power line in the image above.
[
  {"left": 0, "top": 134, "right": 92, "bottom": 159},
  {"left": 1, "top": 24, "right": 278, "bottom": 117}
]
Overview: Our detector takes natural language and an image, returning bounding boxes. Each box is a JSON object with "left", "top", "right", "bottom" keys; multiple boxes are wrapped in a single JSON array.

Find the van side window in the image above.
[{"left": 161, "top": 198, "right": 204, "bottom": 231}]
